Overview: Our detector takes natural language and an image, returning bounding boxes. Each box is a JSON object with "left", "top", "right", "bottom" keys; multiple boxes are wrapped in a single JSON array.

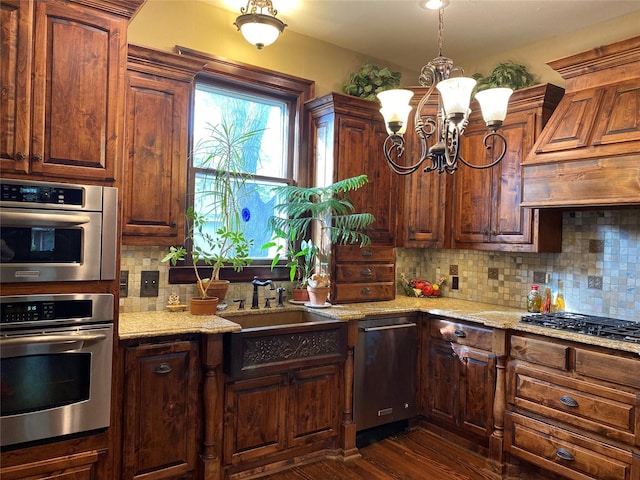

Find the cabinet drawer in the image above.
[
  {"left": 334, "top": 263, "right": 394, "bottom": 282},
  {"left": 334, "top": 245, "right": 395, "bottom": 263},
  {"left": 506, "top": 412, "right": 634, "bottom": 480},
  {"left": 575, "top": 348, "right": 640, "bottom": 390},
  {"left": 509, "top": 364, "right": 638, "bottom": 446},
  {"left": 510, "top": 335, "right": 569, "bottom": 370},
  {"left": 430, "top": 319, "right": 493, "bottom": 351},
  {"left": 332, "top": 282, "right": 395, "bottom": 303}
]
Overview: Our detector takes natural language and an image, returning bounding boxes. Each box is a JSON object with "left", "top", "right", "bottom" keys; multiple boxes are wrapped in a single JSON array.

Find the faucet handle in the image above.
[
  {"left": 233, "top": 298, "right": 246, "bottom": 310},
  {"left": 276, "top": 287, "right": 286, "bottom": 308},
  {"left": 264, "top": 297, "right": 276, "bottom": 309}
]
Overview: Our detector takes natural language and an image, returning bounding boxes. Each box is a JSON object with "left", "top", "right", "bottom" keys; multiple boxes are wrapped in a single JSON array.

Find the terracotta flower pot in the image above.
[
  {"left": 306, "top": 286, "right": 330, "bottom": 306},
  {"left": 199, "top": 279, "right": 230, "bottom": 302},
  {"left": 292, "top": 288, "right": 310, "bottom": 302},
  {"left": 190, "top": 297, "right": 219, "bottom": 315}
]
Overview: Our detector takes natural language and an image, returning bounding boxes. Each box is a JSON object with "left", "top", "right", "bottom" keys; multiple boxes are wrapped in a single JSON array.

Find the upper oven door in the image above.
[{"left": 0, "top": 208, "right": 103, "bottom": 282}]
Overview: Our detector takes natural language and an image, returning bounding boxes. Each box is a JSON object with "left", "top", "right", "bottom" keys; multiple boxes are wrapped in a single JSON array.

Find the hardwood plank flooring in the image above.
[{"left": 255, "top": 428, "right": 499, "bottom": 480}]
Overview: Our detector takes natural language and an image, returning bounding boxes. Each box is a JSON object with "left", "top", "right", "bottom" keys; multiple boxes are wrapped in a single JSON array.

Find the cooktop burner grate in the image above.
[{"left": 520, "top": 312, "right": 640, "bottom": 343}]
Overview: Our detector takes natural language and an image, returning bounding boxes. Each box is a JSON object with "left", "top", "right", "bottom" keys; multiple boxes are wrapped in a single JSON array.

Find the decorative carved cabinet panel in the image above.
[{"left": 0, "top": 0, "right": 134, "bottom": 183}]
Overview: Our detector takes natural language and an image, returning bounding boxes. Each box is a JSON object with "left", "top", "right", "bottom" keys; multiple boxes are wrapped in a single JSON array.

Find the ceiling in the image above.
[{"left": 210, "top": 0, "right": 640, "bottom": 72}]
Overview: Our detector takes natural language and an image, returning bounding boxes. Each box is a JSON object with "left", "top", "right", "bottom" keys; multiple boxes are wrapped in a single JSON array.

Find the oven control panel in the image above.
[{"left": 1, "top": 181, "right": 83, "bottom": 206}]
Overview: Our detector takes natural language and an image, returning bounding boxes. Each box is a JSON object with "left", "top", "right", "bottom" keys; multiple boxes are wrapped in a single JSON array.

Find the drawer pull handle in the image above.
[
  {"left": 454, "top": 329, "right": 466, "bottom": 338},
  {"left": 153, "top": 363, "right": 173, "bottom": 374},
  {"left": 360, "top": 268, "right": 373, "bottom": 277},
  {"left": 360, "top": 249, "right": 373, "bottom": 257},
  {"left": 560, "top": 395, "right": 579, "bottom": 408},
  {"left": 555, "top": 448, "right": 575, "bottom": 461},
  {"left": 361, "top": 287, "right": 371, "bottom": 295}
]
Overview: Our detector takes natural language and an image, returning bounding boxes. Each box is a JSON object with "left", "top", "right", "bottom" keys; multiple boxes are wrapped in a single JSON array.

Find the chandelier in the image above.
[
  {"left": 377, "top": 6, "right": 513, "bottom": 175},
  {"left": 234, "top": 0, "right": 287, "bottom": 50}
]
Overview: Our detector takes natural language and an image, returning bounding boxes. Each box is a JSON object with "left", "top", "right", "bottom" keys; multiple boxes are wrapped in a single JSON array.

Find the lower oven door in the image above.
[{"left": 0, "top": 323, "right": 113, "bottom": 447}]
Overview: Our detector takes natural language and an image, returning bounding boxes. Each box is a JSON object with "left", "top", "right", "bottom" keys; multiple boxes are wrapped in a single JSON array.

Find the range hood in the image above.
[{"left": 521, "top": 35, "right": 640, "bottom": 208}]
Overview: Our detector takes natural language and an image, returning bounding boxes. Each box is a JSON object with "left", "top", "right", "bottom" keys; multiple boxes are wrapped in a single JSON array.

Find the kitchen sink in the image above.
[
  {"left": 222, "top": 309, "right": 333, "bottom": 330},
  {"left": 221, "top": 309, "right": 347, "bottom": 379}
]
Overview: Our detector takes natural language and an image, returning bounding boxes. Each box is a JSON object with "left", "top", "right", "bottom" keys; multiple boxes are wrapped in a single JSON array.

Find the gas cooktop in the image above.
[{"left": 520, "top": 312, "right": 640, "bottom": 344}]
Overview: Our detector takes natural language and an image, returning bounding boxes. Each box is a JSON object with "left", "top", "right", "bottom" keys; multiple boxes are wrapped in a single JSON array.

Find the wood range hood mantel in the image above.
[{"left": 521, "top": 35, "right": 640, "bottom": 208}]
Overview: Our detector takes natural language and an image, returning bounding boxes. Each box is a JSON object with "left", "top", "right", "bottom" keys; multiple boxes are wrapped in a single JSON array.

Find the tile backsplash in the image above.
[
  {"left": 121, "top": 209, "right": 639, "bottom": 321},
  {"left": 397, "top": 209, "right": 639, "bottom": 321}
]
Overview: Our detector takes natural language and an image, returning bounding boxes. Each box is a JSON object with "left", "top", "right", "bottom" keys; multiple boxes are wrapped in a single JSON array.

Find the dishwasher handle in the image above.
[{"left": 361, "top": 322, "right": 417, "bottom": 332}]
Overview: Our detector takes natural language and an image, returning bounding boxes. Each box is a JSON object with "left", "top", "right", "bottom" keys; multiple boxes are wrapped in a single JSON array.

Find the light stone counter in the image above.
[{"left": 119, "top": 296, "right": 639, "bottom": 354}]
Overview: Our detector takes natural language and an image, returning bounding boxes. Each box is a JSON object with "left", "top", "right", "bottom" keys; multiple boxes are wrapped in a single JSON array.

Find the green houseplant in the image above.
[
  {"left": 162, "top": 121, "right": 258, "bottom": 313},
  {"left": 265, "top": 174, "right": 376, "bottom": 304},
  {"left": 472, "top": 61, "right": 537, "bottom": 94},
  {"left": 343, "top": 61, "right": 402, "bottom": 101}
]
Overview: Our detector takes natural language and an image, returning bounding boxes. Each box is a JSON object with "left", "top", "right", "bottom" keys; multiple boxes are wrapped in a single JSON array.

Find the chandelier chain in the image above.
[{"left": 437, "top": 7, "right": 445, "bottom": 56}]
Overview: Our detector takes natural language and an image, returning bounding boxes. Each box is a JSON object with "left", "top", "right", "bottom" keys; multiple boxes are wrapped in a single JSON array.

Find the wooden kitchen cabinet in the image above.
[
  {"left": 423, "top": 316, "right": 498, "bottom": 446},
  {"left": 452, "top": 84, "right": 564, "bottom": 252},
  {"left": 223, "top": 364, "right": 341, "bottom": 469},
  {"left": 0, "top": 0, "right": 141, "bottom": 183},
  {"left": 0, "top": 451, "right": 101, "bottom": 480},
  {"left": 121, "top": 45, "right": 204, "bottom": 245},
  {"left": 122, "top": 340, "right": 201, "bottom": 480},
  {"left": 506, "top": 333, "right": 640, "bottom": 480}
]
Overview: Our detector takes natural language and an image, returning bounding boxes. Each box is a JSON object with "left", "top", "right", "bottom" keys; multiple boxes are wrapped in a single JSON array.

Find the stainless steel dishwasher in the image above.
[{"left": 354, "top": 315, "right": 417, "bottom": 431}]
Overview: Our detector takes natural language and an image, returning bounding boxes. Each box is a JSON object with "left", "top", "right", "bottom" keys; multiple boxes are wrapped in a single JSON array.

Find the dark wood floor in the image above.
[{"left": 256, "top": 428, "right": 501, "bottom": 480}]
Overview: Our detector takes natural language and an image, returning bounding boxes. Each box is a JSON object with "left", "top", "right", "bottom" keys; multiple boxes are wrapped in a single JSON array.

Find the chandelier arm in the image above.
[
  {"left": 382, "top": 135, "right": 426, "bottom": 176},
  {"left": 457, "top": 131, "right": 508, "bottom": 170}
]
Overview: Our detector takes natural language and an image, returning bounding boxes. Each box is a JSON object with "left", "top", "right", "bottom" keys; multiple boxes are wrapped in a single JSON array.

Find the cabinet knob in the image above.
[
  {"left": 454, "top": 329, "right": 467, "bottom": 338},
  {"left": 16, "top": 151, "right": 26, "bottom": 161},
  {"left": 32, "top": 154, "right": 42, "bottom": 162},
  {"left": 360, "top": 249, "right": 373, "bottom": 257},
  {"left": 555, "top": 448, "right": 575, "bottom": 461},
  {"left": 360, "top": 268, "right": 373, "bottom": 277},
  {"left": 559, "top": 395, "right": 579, "bottom": 408},
  {"left": 153, "top": 363, "right": 173, "bottom": 374},
  {"left": 361, "top": 287, "right": 371, "bottom": 295}
]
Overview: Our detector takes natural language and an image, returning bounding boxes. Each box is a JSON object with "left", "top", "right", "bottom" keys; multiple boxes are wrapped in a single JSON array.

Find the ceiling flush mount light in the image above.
[
  {"left": 234, "top": 0, "right": 287, "bottom": 50},
  {"left": 377, "top": 7, "right": 512, "bottom": 175}
]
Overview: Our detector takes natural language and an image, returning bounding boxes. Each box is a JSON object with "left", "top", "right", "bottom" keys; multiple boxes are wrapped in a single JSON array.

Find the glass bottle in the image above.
[
  {"left": 553, "top": 280, "right": 566, "bottom": 312},
  {"left": 526, "top": 285, "right": 542, "bottom": 313},
  {"left": 542, "top": 285, "right": 552, "bottom": 313}
]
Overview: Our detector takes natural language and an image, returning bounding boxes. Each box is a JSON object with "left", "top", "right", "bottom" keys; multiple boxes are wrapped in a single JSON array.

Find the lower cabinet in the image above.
[
  {"left": 122, "top": 339, "right": 200, "bottom": 480},
  {"left": 223, "top": 364, "right": 341, "bottom": 469},
  {"left": 506, "top": 333, "right": 640, "bottom": 480},
  {"left": 422, "top": 316, "right": 499, "bottom": 447},
  {"left": 0, "top": 451, "right": 101, "bottom": 480}
]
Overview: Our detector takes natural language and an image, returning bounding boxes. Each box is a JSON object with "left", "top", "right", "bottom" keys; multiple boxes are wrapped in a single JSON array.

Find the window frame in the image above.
[{"left": 168, "top": 46, "right": 315, "bottom": 284}]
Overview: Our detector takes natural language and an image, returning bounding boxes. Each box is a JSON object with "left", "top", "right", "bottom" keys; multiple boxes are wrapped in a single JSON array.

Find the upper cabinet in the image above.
[
  {"left": 522, "top": 35, "right": 640, "bottom": 208},
  {"left": 307, "top": 92, "right": 399, "bottom": 246},
  {"left": 452, "top": 84, "right": 565, "bottom": 252},
  {"left": 0, "top": 0, "right": 144, "bottom": 183},
  {"left": 121, "top": 45, "right": 204, "bottom": 245}
]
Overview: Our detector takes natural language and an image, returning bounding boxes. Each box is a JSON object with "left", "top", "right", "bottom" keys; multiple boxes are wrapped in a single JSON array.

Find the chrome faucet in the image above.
[{"left": 251, "top": 276, "right": 274, "bottom": 309}]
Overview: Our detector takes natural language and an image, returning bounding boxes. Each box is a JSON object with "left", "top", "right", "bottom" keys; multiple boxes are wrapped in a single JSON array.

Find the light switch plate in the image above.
[{"left": 140, "top": 270, "right": 159, "bottom": 297}]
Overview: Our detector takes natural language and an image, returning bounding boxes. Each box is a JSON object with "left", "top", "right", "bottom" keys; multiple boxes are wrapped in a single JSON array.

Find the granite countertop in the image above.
[{"left": 119, "top": 296, "right": 640, "bottom": 354}]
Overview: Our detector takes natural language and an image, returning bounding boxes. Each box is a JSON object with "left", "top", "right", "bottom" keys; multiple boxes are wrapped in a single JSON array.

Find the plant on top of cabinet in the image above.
[
  {"left": 265, "top": 175, "right": 376, "bottom": 303},
  {"left": 343, "top": 62, "right": 402, "bottom": 101},
  {"left": 162, "top": 121, "right": 261, "bottom": 307},
  {"left": 472, "top": 61, "right": 537, "bottom": 94}
]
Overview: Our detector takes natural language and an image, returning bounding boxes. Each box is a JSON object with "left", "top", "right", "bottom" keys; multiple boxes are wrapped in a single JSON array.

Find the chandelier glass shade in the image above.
[
  {"left": 234, "top": 0, "right": 287, "bottom": 50},
  {"left": 377, "top": 7, "right": 512, "bottom": 175}
]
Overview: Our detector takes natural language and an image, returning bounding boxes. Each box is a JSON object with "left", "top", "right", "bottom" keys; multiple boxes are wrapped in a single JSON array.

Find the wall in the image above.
[{"left": 397, "top": 209, "right": 640, "bottom": 321}]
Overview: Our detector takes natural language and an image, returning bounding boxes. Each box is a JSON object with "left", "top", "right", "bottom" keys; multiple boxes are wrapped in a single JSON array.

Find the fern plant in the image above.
[{"left": 265, "top": 175, "right": 375, "bottom": 286}]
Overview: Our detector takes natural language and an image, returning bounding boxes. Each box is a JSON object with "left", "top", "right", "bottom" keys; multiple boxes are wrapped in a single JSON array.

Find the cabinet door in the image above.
[
  {"left": 288, "top": 364, "right": 341, "bottom": 447},
  {"left": 29, "top": 0, "right": 126, "bottom": 181},
  {"left": 122, "top": 70, "right": 189, "bottom": 244},
  {"left": 123, "top": 341, "right": 200, "bottom": 480},
  {"left": 0, "top": 0, "right": 32, "bottom": 174},
  {"left": 223, "top": 375, "right": 287, "bottom": 466},
  {"left": 428, "top": 338, "right": 460, "bottom": 425},
  {"left": 336, "top": 116, "right": 397, "bottom": 245},
  {"left": 459, "top": 347, "right": 496, "bottom": 439}
]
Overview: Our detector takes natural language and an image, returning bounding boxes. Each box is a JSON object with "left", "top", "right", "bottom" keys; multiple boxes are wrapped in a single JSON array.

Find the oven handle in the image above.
[
  {"left": 0, "top": 333, "right": 106, "bottom": 352},
  {"left": 0, "top": 211, "right": 91, "bottom": 227}
]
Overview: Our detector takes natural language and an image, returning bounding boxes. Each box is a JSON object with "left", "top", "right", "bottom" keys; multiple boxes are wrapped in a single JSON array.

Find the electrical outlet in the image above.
[
  {"left": 120, "top": 270, "right": 129, "bottom": 298},
  {"left": 451, "top": 276, "right": 459, "bottom": 290},
  {"left": 140, "top": 270, "right": 159, "bottom": 297}
]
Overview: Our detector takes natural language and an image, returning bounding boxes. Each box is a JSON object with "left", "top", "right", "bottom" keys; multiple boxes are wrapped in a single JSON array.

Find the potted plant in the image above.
[
  {"left": 343, "top": 61, "right": 402, "bottom": 101},
  {"left": 265, "top": 174, "right": 376, "bottom": 305},
  {"left": 472, "top": 61, "right": 537, "bottom": 94},
  {"left": 162, "top": 121, "right": 258, "bottom": 314}
]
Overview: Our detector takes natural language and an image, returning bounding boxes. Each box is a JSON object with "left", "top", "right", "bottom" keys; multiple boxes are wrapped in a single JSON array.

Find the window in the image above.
[
  {"left": 192, "top": 83, "right": 290, "bottom": 260},
  {"left": 175, "top": 48, "right": 314, "bottom": 281}
]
